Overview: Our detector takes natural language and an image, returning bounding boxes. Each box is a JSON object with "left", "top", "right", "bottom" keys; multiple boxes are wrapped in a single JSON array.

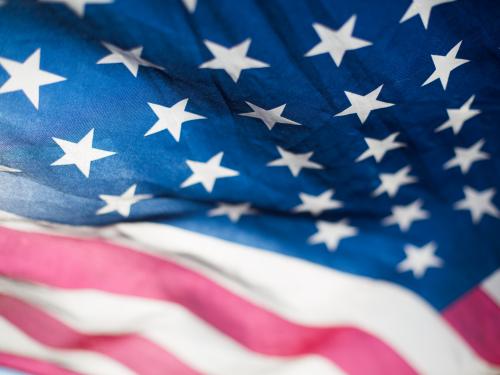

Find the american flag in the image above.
[{"left": 0, "top": 0, "right": 498, "bottom": 374}]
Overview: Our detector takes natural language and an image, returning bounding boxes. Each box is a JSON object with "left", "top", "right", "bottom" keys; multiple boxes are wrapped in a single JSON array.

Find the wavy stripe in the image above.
[
  {"left": 115, "top": 222, "right": 499, "bottom": 375},
  {"left": 443, "top": 288, "right": 500, "bottom": 365},
  {"left": 0, "top": 226, "right": 415, "bottom": 375},
  {"left": 0, "top": 294, "right": 198, "bottom": 375},
  {"left": 0, "top": 278, "right": 344, "bottom": 375},
  {"left": 0, "top": 353, "right": 80, "bottom": 375},
  {"left": 0, "top": 213, "right": 496, "bottom": 374},
  {"left": 0, "top": 317, "right": 135, "bottom": 375}
]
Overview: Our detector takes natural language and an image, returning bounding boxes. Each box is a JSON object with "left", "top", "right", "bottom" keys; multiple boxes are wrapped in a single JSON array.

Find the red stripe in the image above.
[
  {"left": 0, "top": 294, "right": 199, "bottom": 375},
  {"left": 0, "top": 226, "right": 417, "bottom": 375},
  {"left": 0, "top": 352, "right": 80, "bottom": 375},
  {"left": 443, "top": 288, "right": 500, "bottom": 365}
]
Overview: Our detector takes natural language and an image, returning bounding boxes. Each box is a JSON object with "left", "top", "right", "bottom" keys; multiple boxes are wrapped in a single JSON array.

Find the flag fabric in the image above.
[{"left": 0, "top": 0, "right": 499, "bottom": 374}]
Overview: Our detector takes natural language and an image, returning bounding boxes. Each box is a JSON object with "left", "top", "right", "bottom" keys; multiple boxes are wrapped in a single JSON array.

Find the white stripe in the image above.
[
  {"left": 0, "top": 278, "right": 344, "bottom": 375},
  {"left": 115, "top": 223, "right": 500, "bottom": 375},
  {"left": 482, "top": 269, "right": 500, "bottom": 306},
  {"left": 113, "top": 222, "right": 499, "bottom": 375},
  {"left": 0, "top": 317, "right": 135, "bottom": 375},
  {"left": 0, "top": 211, "right": 497, "bottom": 375}
]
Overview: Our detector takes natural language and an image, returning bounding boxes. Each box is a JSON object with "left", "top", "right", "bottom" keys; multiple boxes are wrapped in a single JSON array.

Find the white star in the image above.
[
  {"left": 0, "top": 165, "right": 21, "bottom": 173},
  {"left": 308, "top": 220, "right": 357, "bottom": 251},
  {"left": 454, "top": 186, "right": 499, "bottom": 223},
  {"left": 422, "top": 41, "right": 469, "bottom": 90},
  {"left": 51, "top": 129, "right": 116, "bottom": 178},
  {"left": 444, "top": 139, "right": 489, "bottom": 174},
  {"left": 0, "top": 49, "right": 65, "bottom": 109},
  {"left": 199, "top": 39, "right": 269, "bottom": 82},
  {"left": 400, "top": 0, "right": 455, "bottom": 29},
  {"left": 97, "top": 42, "right": 164, "bottom": 77},
  {"left": 97, "top": 184, "right": 152, "bottom": 217},
  {"left": 145, "top": 99, "right": 205, "bottom": 141},
  {"left": 267, "top": 146, "right": 323, "bottom": 177},
  {"left": 397, "top": 242, "right": 443, "bottom": 278},
  {"left": 435, "top": 95, "right": 480, "bottom": 135},
  {"left": 239, "top": 102, "right": 301, "bottom": 130},
  {"left": 181, "top": 152, "right": 239, "bottom": 193},
  {"left": 305, "top": 15, "right": 372, "bottom": 67},
  {"left": 335, "top": 85, "right": 394, "bottom": 124},
  {"left": 356, "top": 132, "right": 406, "bottom": 163},
  {"left": 208, "top": 202, "right": 255, "bottom": 222},
  {"left": 293, "top": 189, "right": 342, "bottom": 216},
  {"left": 383, "top": 199, "right": 430, "bottom": 232},
  {"left": 182, "top": 0, "right": 197, "bottom": 13},
  {"left": 39, "top": 0, "right": 113, "bottom": 17},
  {"left": 0, "top": 0, "right": 7, "bottom": 7},
  {"left": 373, "top": 165, "right": 417, "bottom": 198}
]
